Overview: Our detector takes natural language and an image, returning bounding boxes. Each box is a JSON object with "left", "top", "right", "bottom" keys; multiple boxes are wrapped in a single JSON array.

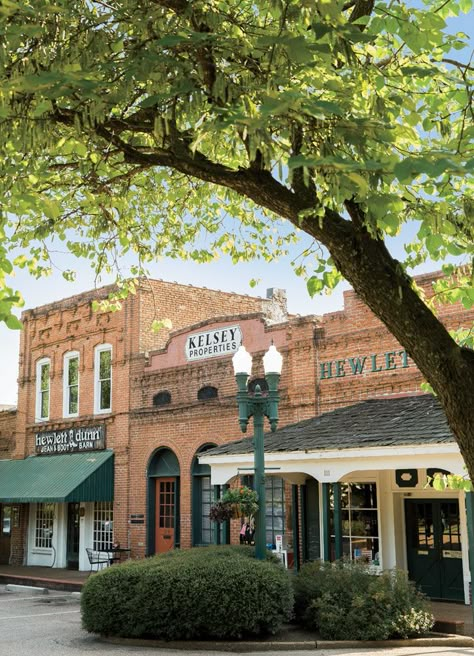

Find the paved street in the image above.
[{"left": 0, "top": 586, "right": 472, "bottom": 656}]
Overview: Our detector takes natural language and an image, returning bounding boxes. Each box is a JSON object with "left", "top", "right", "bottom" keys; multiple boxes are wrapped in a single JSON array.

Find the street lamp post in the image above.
[{"left": 232, "top": 344, "right": 283, "bottom": 560}]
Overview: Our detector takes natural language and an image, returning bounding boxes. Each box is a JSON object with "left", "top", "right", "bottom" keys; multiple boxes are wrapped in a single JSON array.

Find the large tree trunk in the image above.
[{"left": 300, "top": 212, "right": 474, "bottom": 479}]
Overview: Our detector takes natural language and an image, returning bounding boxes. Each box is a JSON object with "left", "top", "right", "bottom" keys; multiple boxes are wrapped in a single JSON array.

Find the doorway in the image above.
[
  {"left": 0, "top": 505, "right": 12, "bottom": 565},
  {"left": 147, "top": 447, "right": 180, "bottom": 554},
  {"left": 405, "top": 499, "right": 464, "bottom": 601},
  {"left": 155, "top": 478, "right": 176, "bottom": 552},
  {"left": 66, "top": 503, "right": 80, "bottom": 569}
]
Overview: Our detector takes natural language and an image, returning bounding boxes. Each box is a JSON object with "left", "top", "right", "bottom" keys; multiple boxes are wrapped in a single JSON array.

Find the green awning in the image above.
[{"left": 0, "top": 450, "right": 114, "bottom": 503}]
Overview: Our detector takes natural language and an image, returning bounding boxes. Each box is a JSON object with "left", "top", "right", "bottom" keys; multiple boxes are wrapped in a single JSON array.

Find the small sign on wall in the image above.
[
  {"left": 35, "top": 425, "right": 106, "bottom": 455},
  {"left": 185, "top": 325, "right": 242, "bottom": 362}
]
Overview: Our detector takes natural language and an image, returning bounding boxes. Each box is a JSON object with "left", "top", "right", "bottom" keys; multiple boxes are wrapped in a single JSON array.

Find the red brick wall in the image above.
[
  {"left": 0, "top": 409, "right": 16, "bottom": 457},
  {"left": 137, "top": 279, "right": 282, "bottom": 353},
  {"left": 9, "top": 505, "right": 28, "bottom": 566},
  {"left": 315, "top": 272, "right": 474, "bottom": 414}
]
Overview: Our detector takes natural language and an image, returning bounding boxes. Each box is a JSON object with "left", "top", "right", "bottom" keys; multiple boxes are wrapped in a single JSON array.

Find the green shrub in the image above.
[
  {"left": 293, "top": 560, "right": 433, "bottom": 641},
  {"left": 81, "top": 545, "right": 293, "bottom": 640}
]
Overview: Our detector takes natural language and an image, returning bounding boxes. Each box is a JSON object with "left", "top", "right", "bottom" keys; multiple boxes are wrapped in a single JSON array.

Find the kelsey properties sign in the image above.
[{"left": 185, "top": 325, "right": 242, "bottom": 362}]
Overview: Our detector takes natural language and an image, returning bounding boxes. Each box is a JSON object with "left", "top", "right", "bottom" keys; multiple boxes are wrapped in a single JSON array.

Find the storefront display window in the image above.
[
  {"left": 2, "top": 506, "right": 11, "bottom": 535},
  {"left": 330, "top": 483, "right": 380, "bottom": 566},
  {"left": 241, "top": 475, "right": 285, "bottom": 548},
  {"left": 192, "top": 445, "right": 226, "bottom": 546},
  {"left": 94, "top": 502, "right": 114, "bottom": 550},
  {"left": 35, "top": 503, "right": 54, "bottom": 548},
  {"left": 198, "top": 475, "right": 213, "bottom": 545},
  {"left": 265, "top": 477, "right": 285, "bottom": 547}
]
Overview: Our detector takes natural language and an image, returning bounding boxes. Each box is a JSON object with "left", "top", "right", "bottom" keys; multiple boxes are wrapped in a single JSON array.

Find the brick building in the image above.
[
  {"left": 0, "top": 272, "right": 472, "bottom": 604},
  {"left": 0, "top": 279, "right": 287, "bottom": 570}
]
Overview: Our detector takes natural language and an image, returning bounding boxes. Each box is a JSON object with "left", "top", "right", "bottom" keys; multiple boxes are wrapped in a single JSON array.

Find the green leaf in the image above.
[
  {"left": 5, "top": 314, "right": 22, "bottom": 330},
  {"left": 307, "top": 276, "right": 324, "bottom": 297},
  {"left": 151, "top": 318, "right": 173, "bottom": 333}
]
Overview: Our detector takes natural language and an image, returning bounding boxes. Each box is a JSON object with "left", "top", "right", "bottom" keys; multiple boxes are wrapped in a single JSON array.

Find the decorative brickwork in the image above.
[{"left": 2, "top": 271, "right": 472, "bottom": 568}]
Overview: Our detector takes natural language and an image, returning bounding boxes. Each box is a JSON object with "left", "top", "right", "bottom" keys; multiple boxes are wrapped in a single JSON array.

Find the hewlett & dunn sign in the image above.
[
  {"left": 35, "top": 425, "right": 105, "bottom": 455},
  {"left": 319, "top": 349, "right": 412, "bottom": 380},
  {"left": 185, "top": 325, "right": 242, "bottom": 362}
]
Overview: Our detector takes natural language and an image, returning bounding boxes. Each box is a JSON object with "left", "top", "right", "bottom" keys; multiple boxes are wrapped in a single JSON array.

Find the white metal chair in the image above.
[{"left": 85, "top": 547, "right": 110, "bottom": 572}]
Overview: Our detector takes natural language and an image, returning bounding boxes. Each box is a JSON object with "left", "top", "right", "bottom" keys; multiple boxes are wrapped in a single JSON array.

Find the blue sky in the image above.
[{"left": 0, "top": 3, "right": 471, "bottom": 405}]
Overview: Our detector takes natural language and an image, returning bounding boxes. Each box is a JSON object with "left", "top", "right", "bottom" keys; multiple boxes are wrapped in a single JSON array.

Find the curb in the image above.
[
  {"left": 101, "top": 633, "right": 474, "bottom": 651},
  {"left": 317, "top": 635, "right": 474, "bottom": 649},
  {"left": 5, "top": 584, "right": 49, "bottom": 595},
  {"left": 0, "top": 573, "right": 83, "bottom": 593}
]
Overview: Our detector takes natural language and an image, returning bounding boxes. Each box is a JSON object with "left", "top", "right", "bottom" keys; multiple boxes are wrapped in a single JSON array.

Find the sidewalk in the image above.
[
  {"left": 0, "top": 564, "right": 89, "bottom": 592},
  {"left": 431, "top": 600, "right": 474, "bottom": 636}
]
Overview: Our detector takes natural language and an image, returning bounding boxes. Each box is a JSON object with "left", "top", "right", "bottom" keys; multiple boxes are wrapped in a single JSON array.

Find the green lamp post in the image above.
[{"left": 232, "top": 344, "right": 283, "bottom": 560}]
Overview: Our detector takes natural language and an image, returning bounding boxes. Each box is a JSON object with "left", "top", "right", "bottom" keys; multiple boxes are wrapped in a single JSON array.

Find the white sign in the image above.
[
  {"left": 185, "top": 325, "right": 242, "bottom": 362},
  {"left": 35, "top": 425, "right": 105, "bottom": 455}
]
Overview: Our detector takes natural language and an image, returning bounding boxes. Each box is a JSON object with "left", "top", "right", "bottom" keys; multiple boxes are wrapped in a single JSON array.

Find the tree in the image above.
[{"left": 0, "top": 0, "right": 473, "bottom": 471}]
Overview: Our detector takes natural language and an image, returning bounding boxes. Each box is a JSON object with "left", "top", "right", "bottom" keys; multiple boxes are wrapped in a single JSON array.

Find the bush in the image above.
[
  {"left": 81, "top": 545, "right": 293, "bottom": 640},
  {"left": 293, "top": 560, "right": 433, "bottom": 641}
]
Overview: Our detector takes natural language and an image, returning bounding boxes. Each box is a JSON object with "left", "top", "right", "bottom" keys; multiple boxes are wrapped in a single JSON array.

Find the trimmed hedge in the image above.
[
  {"left": 81, "top": 545, "right": 293, "bottom": 640},
  {"left": 293, "top": 560, "right": 434, "bottom": 641}
]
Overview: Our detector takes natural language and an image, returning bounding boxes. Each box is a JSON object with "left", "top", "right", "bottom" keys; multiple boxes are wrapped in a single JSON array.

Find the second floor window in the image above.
[
  {"left": 63, "top": 352, "right": 79, "bottom": 417},
  {"left": 95, "top": 344, "right": 112, "bottom": 413},
  {"left": 36, "top": 358, "right": 50, "bottom": 421}
]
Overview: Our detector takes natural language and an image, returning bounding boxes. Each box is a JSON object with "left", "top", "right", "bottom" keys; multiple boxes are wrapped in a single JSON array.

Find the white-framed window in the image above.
[
  {"left": 63, "top": 351, "right": 79, "bottom": 417},
  {"left": 35, "top": 357, "right": 51, "bottom": 421},
  {"left": 330, "top": 482, "right": 380, "bottom": 566},
  {"left": 35, "top": 503, "right": 54, "bottom": 548},
  {"left": 93, "top": 502, "right": 114, "bottom": 550},
  {"left": 94, "top": 344, "right": 112, "bottom": 414}
]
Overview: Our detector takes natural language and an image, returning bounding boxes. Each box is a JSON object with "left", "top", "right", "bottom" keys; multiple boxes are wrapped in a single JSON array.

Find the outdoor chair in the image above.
[{"left": 85, "top": 547, "right": 110, "bottom": 572}]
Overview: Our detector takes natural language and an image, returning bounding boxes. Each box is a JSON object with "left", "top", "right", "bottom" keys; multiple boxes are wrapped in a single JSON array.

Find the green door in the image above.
[
  {"left": 66, "top": 503, "right": 80, "bottom": 570},
  {"left": 405, "top": 499, "right": 464, "bottom": 601}
]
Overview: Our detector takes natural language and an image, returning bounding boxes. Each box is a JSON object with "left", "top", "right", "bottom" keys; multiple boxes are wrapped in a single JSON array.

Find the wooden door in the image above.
[
  {"left": 405, "top": 499, "right": 463, "bottom": 601},
  {"left": 155, "top": 478, "right": 176, "bottom": 552}
]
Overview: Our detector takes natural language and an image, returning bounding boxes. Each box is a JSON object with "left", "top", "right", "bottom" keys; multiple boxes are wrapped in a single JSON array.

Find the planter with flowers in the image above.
[{"left": 209, "top": 486, "right": 259, "bottom": 523}]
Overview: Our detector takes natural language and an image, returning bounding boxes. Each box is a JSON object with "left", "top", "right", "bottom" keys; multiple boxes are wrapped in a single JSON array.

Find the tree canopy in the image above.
[{"left": 0, "top": 0, "right": 473, "bottom": 471}]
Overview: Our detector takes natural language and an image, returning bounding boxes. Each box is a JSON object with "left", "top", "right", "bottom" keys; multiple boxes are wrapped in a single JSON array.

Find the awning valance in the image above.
[{"left": 0, "top": 450, "right": 114, "bottom": 503}]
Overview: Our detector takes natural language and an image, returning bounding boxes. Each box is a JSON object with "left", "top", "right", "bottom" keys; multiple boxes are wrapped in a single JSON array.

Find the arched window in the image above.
[
  {"left": 192, "top": 444, "right": 227, "bottom": 546},
  {"left": 153, "top": 391, "right": 171, "bottom": 407},
  {"left": 197, "top": 386, "right": 218, "bottom": 401}
]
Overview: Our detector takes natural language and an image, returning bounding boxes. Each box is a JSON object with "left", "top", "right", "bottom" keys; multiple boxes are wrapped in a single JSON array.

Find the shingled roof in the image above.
[{"left": 205, "top": 394, "right": 455, "bottom": 457}]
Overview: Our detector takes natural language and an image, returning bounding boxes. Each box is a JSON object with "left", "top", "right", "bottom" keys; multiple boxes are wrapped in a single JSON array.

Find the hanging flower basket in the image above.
[
  {"left": 209, "top": 486, "right": 259, "bottom": 523},
  {"left": 208, "top": 501, "right": 234, "bottom": 523}
]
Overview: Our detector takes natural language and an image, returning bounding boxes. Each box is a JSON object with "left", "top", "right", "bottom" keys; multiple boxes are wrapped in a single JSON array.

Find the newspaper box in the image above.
[{"left": 275, "top": 534, "right": 288, "bottom": 552}]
